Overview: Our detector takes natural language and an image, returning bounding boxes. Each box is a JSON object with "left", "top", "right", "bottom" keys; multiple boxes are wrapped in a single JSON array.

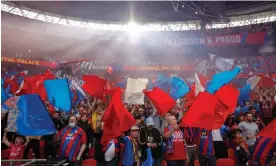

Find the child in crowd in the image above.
[
  {"left": 2, "top": 128, "right": 30, "bottom": 160},
  {"left": 232, "top": 128, "right": 250, "bottom": 166}
]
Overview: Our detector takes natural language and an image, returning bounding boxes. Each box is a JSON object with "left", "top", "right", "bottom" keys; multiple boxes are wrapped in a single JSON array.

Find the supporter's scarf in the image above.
[
  {"left": 91, "top": 112, "right": 98, "bottom": 132},
  {"left": 166, "top": 125, "right": 174, "bottom": 154}
]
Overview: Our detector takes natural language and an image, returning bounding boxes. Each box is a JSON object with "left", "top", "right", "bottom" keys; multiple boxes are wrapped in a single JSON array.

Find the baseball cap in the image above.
[
  {"left": 145, "top": 117, "right": 154, "bottom": 127},
  {"left": 131, "top": 126, "right": 139, "bottom": 131}
]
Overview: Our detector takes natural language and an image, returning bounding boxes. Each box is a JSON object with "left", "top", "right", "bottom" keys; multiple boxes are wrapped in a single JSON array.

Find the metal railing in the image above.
[{"left": 1, "top": 159, "right": 68, "bottom": 166}]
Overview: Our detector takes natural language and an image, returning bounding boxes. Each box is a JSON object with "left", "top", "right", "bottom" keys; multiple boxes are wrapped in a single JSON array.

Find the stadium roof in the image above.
[{"left": 11, "top": 1, "right": 276, "bottom": 23}]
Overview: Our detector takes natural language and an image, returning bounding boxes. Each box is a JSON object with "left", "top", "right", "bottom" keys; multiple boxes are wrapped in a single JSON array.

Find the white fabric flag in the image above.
[
  {"left": 246, "top": 76, "right": 261, "bottom": 90},
  {"left": 71, "top": 80, "right": 88, "bottom": 99},
  {"left": 124, "top": 78, "right": 148, "bottom": 105},
  {"left": 105, "top": 140, "right": 115, "bottom": 162},
  {"left": 195, "top": 73, "right": 205, "bottom": 97}
]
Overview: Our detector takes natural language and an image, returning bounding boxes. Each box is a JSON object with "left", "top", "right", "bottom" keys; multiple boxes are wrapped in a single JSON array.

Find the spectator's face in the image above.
[
  {"left": 147, "top": 125, "right": 154, "bottom": 131},
  {"left": 247, "top": 114, "right": 254, "bottom": 122},
  {"left": 131, "top": 130, "right": 139, "bottom": 138},
  {"left": 81, "top": 114, "right": 88, "bottom": 122},
  {"left": 15, "top": 137, "right": 23, "bottom": 146},
  {"left": 239, "top": 116, "right": 244, "bottom": 122},
  {"left": 168, "top": 116, "right": 177, "bottom": 126},
  {"left": 235, "top": 132, "right": 242, "bottom": 139},
  {"left": 53, "top": 113, "right": 59, "bottom": 119},
  {"left": 256, "top": 118, "right": 261, "bottom": 125},
  {"left": 68, "top": 116, "right": 77, "bottom": 128},
  {"left": 138, "top": 108, "right": 144, "bottom": 116},
  {"left": 250, "top": 109, "right": 256, "bottom": 116}
]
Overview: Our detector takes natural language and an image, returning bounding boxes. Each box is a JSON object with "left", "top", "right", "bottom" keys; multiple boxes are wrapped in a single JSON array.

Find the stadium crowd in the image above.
[{"left": 1, "top": 81, "right": 276, "bottom": 166}]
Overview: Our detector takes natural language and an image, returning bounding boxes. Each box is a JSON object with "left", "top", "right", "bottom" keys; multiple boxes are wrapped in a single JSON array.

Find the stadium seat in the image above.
[
  {"left": 82, "top": 159, "right": 97, "bottom": 166},
  {"left": 217, "top": 158, "right": 235, "bottom": 166},
  {"left": 161, "top": 160, "right": 166, "bottom": 166},
  {"left": 228, "top": 148, "right": 234, "bottom": 159},
  {"left": 1, "top": 148, "right": 10, "bottom": 159}
]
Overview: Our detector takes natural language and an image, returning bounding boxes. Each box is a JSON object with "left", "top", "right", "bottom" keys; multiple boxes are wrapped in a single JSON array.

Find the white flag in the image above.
[
  {"left": 105, "top": 140, "right": 115, "bottom": 162},
  {"left": 195, "top": 73, "right": 205, "bottom": 97},
  {"left": 247, "top": 76, "right": 261, "bottom": 90},
  {"left": 124, "top": 78, "right": 148, "bottom": 105}
]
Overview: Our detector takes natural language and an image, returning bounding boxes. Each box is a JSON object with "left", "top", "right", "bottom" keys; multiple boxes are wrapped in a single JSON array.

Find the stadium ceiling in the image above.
[
  {"left": 9, "top": 1, "right": 276, "bottom": 22},
  {"left": 2, "top": 1, "right": 276, "bottom": 31}
]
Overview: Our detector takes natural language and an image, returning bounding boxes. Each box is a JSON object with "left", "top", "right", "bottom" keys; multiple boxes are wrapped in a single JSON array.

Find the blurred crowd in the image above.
[{"left": 1, "top": 85, "right": 276, "bottom": 166}]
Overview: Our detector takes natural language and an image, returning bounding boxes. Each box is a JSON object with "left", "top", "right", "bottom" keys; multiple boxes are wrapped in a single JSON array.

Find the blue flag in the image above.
[
  {"left": 170, "top": 76, "right": 190, "bottom": 100},
  {"left": 207, "top": 66, "right": 241, "bottom": 94},
  {"left": 141, "top": 147, "right": 153, "bottom": 166},
  {"left": 238, "top": 84, "right": 251, "bottom": 101},
  {"left": 16, "top": 94, "right": 55, "bottom": 136},
  {"left": 147, "top": 80, "right": 154, "bottom": 90},
  {"left": 44, "top": 79, "right": 72, "bottom": 112},
  {"left": 1, "top": 78, "right": 9, "bottom": 105},
  {"left": 69, "top": 81, "right": 87, "bottom": 107},
  {"left": 155, "top": 74, "right": 170, "bottom": 92}
]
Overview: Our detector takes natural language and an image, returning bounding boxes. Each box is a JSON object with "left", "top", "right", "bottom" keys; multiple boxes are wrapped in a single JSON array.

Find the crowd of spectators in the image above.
[{"left": 1, "top": 84, "right": 276, "bottom": 166}]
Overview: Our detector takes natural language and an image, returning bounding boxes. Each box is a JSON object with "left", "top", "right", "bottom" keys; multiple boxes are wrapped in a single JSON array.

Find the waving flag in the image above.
[
  {"left": 44, "top": 79, "right": 72, "bottom": 112},
  {"left": 247, "top": 76, "right": 261, "bottom": 89},
  {"left": 124, "top": 78, "right": 148, "bottom": 105},
  {"left": 257, "top": 119, "right": 276, "bottom": 139},
  {"left": 155, "top": 74, "right": 170, "bottom": 92},
  {"left": 207, "top": 66, "right": 241, "bottom": 94},
  {"left": 215, "top": 85, "right": 240, "bottom": 113},
  {"left": 82, "top": 75, "right": 106, "bottom": 100},
  {"left": 143, "top": 87, "right": 176, "bottom": 116},
  {"left": 3, "top": 70, "right": 28, "bottom": 94},
  {"left": 101, "top": 88, "right": 135, "bottom": 147},
  {"left": 141, "top": 147, "right": 153, "bottom": 166},
  {"left": 16, "top": 94, "right": 56, "bottom": 136},
  {"left": 1, "top": 78, "right": 9, "bottom": 104},
  {"left": 238, "top": 84, "right": 251, "bottom": 101},
  {"left": 70, "top": 80, "right": 87, "bottom": 106},
  {"left": 170, "top": 76, "right": 190, "bottom": 100},
  {"left": 195, "top": 73, "right": 205, "bottom": 97}
]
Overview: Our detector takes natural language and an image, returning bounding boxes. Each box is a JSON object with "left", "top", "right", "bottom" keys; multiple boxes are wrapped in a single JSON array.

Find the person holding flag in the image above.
[
  {"left": 122, "top": 126, "right": 141, "bottom": 166},
  {"left": 164, "top": 115, "right": 189, "bottom": 166}
]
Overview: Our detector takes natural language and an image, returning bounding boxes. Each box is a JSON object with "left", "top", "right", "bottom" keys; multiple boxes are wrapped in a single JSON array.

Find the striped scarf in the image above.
[{"left": 166, "top": 125, "right": 174, "bottom": 154}]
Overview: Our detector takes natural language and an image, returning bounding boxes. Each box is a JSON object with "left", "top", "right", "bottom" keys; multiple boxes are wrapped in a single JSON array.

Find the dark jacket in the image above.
[
  {"left": 77, "top": 120, "right": 93, "bottom": 145},
  {"left": 139, "top": 126, "right": 162, "bottom": 160},
  {"left": 43, "top": 118, "right": 65, "bottom": 139}
]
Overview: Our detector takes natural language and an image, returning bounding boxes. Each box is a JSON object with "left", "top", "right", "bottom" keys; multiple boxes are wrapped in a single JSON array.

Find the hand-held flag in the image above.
[
  {"left": 170, "top": 76, "right": 190, "bottom": 100},
  {"left": 82, "top": 75, "right": 106, "bottom": 100},
  {"left": 101, "top": 88, "right": 135, "bottom": 148},
  {"left": 195, "top": 73, "right": 205, "bottom": 97},
  {"left": 124, "top": 78, "right": 148, "bottom": 105},
  {"left": 44, "top": 79, "right": 72, "bottom": 112},
  {"left": 141, "top": 147, "right": 153, "bottom": 166},
  {"left": 16, "top": 94, "right": 56, "bottom": 136},
  {"left": 143, "top": 87, "right": 176, "bottom": 116},
  {"left": 257, "top": 119, "right": 276, "bottom": 139},
  {"left": 207, "top": 66, "right": 240, "bottom": 94},
  {"left": 238, "top": 84, "right": 251, "bottom": 102}
]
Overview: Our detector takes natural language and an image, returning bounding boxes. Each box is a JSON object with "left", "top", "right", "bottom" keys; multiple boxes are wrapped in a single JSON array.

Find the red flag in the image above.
[
  {"left": 258, "top": 119, "right": 276, "bottom": 139},
  {"left": 143, "top": 87, "right": 176, "bottom": 116},
  {"left": 215, "top": 85, "right": 239, "bottom": 113},
  {"left": 82, "top": 75, "right": 106, "bottom": 100},
  {"left": 18, "top": 70, "right": 55, "bottom": 100},
  {"left": 101, "top": 88, "right": 135, "bottom": 147},
  {"left": 257, "top": 74, "right": 274, "bottom": 88},
  {"left": 179, "top": 92, "right": 217, "bottom": 128},
  {"left": 180, "top": 90, "right": 233, "bottom": 130},
  {"left": 184, "top": 85, "right": 195, "bottom": 109}
]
